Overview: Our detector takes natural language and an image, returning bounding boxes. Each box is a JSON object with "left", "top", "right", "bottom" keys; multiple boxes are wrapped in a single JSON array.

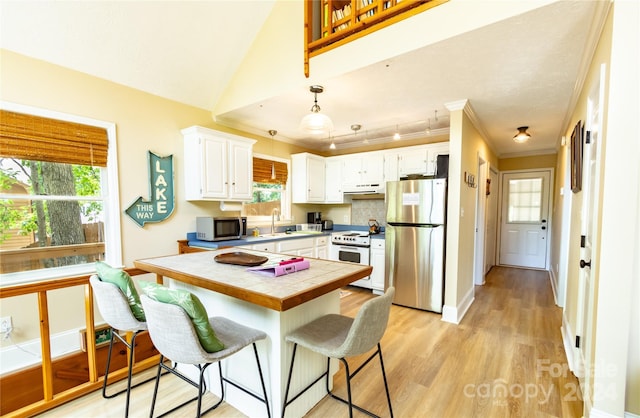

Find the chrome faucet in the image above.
[{"left": 271, "top": 207, "right": 280, "bottom": 235}]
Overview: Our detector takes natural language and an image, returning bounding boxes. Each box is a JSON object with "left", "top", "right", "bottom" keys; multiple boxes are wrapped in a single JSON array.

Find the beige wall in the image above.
[
  {"left": 549, "top": 2, "right": 639, "bottom": 414},
  {"left": 443, "top": 102, "right": 497, "bottom": 315},
  {"left": 498, "top": 153, "right": 557, "bottom": 171},
  {"left": 0, "top": 50, "right": 316, "bottom": 345}
]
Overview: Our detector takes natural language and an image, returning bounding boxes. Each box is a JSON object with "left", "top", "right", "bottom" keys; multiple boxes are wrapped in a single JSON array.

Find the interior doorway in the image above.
[
  {"left": 484, "top": 166, "right": 499, "bottom": 274},
  {"left": 474, "top": 157, "right": 487, "bottom": 285}
]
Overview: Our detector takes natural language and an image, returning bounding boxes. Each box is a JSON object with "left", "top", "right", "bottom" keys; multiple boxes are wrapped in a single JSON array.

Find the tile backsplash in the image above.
[{"left": 351, "top": 199, "right": 386, "bottom": 227}]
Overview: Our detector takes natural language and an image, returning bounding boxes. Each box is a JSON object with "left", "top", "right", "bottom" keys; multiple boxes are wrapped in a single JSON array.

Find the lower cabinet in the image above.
[
  {"left": 230, "top": 236, "right": 329, "bottom": 259},
  {"left": 370, "top": 239, "right": 385, "bottom": 295},
  {"left": 277, "top": 237, "right": 315, "bottom": 257},
  {"left": 315, "top": 236, "right": 329, "bottom": 259},
  {"left": 246, "top": 242, "right": 277, "bottom": 252}
]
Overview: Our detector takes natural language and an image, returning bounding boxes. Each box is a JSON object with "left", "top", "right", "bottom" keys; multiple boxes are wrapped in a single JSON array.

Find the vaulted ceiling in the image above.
[{"left": 0, "top": 1, "right": 608, "bottom": 156}]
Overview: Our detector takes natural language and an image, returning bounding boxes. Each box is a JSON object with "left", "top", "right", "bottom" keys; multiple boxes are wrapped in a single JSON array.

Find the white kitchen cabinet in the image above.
[
  {"left": 246, "top": 242, "right": 277, "bottom": 252},
  {"left": 426, "top": 142, "right": 450, "bottom": 176},
  {"left": 315, "top": 236, "right": 328, "bottom": 259},
  {"left": 324, "top": 157, "right": 344, "bottom": 203},
  {"left": 370, "top": 239, "right": 385, "bottom": 295},
  {"left": 182, "top": 126, "right": 255, "bottom": 201},
  {"left": 277, "top": 237, "right": 316, "bottom": 257},
  {"left": 396, "top": 142, "right": 450, "bottom": 177},
  {"left": 341, "top": 151, "right": 384, "bottom": 191},
  {"left": 383, "top": 151, "right": 399, "bottom": 183},
  {"left": 397, "top": 147, "right": 429, "bottom": 178},
  {"left": 291, "top": 153, "right": 326, "bottom": 203}
]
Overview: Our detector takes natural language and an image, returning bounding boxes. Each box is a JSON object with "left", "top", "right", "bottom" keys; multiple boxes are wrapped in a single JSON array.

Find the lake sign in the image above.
[{"left": 125, "top": 151, "right": 175, "bottom": 227}]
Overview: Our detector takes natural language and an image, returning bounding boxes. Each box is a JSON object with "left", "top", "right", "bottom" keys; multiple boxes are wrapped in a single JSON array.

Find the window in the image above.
[
  {"left": 507, "top": 177, "right": 543, "bottom": 223},
  {"left": 242, "top": 154, "right": 290, "bottom": 220},
  {"left": 0, "top": 104, "right": 121, "bottom": 285}
]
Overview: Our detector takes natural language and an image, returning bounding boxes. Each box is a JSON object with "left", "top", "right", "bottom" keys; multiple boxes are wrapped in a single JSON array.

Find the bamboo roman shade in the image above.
[
  {"left": 253, "top": 157, "right": 288, "bottom": 185},
  {"left": 0, "top": 110, "right": 109, "bottom": 167}
]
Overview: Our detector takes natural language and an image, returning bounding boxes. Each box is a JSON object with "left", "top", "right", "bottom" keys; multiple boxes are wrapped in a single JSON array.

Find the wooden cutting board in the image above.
[{"left": 214, "top": 251, "right": 269, "bottom": 266}]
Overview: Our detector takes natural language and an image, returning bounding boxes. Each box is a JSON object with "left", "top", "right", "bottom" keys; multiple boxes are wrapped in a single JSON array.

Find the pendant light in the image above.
[
  {"left": 351, "top": 123, "right": 361, "bottom": 140},
  {"left": 513, "top": 126, "right": 531, "bottom": 143},
  {"left": 268, "top": 130, "right": 277, "bottom": 180},
  {"left": 300, "top": 85, "right": 333, "bottom": 136}
]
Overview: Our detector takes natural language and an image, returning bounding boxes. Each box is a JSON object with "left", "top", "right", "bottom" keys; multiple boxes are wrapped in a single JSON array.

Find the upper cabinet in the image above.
[
  {"left": 325, "top": 156, "right": 344, "bottom": 203},
  {"left": 182, "top": 126, "right": 256, "bottom": 201},
  {"left": 292, "top": 142, "right": 449, "bottom": 204},
  {"left": 291, "top": 153, "right": 326, "bottom": 203},
  {"left": 394, "top": 142, "right": 450, "bottom": 178},
  {"left": 341, "top": 151, "right": 384, "bottom": 192}
]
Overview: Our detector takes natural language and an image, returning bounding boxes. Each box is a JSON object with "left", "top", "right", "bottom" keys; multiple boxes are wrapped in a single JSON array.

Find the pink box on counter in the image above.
[{"left": 246, "top": 259, "right": 310, "bottom": 277}]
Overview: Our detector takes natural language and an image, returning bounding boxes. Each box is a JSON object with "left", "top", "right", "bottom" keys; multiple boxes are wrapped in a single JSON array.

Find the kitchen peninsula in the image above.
[{"left": 134, "top": 249, "right": 372, "bottom": 417}]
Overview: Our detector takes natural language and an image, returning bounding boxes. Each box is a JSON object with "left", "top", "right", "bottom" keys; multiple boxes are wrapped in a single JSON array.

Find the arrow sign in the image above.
[{"left": 125, "top": 151, "right": 175, "bottom": 227}]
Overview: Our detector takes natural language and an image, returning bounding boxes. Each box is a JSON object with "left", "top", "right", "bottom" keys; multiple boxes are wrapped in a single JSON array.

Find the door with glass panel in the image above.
[{"left": 499, "top": 170, "right": 551, "bottom": 268}]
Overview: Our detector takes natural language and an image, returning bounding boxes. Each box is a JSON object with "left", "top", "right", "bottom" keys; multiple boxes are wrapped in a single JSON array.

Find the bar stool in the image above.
[
  {"left": 89, "top": 275, "right": 156, "bottom": 418},
  {"left": 140, "top": 293, "right": 271, "bottom": 418},
  {"left": 282, "top": 287, "right": 395, "bottom": 418}
]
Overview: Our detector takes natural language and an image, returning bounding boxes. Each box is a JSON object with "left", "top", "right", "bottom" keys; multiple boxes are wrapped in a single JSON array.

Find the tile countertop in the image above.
[
  {"left": 187, "top": 225, "right": 384, "bottom": 250},
  {"left": 135, "top": 249, "right": 373, "bottom": 311}
]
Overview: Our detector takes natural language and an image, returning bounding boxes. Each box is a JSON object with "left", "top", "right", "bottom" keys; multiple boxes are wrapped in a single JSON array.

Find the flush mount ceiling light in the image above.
[
  {"left": 513, "top": 126, "right": 531, "bottom": 143},
  {"left": 393, "top": 125, "right": 401, "bottom": 140},
  {"left": 300, "top": 85, "right": 333, "bottom": 136}
]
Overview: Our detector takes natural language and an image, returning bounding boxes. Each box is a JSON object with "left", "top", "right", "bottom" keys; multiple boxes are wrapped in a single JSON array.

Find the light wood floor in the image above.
[{"left": 38, "top": 266, "right": 582, "bottom": 418}]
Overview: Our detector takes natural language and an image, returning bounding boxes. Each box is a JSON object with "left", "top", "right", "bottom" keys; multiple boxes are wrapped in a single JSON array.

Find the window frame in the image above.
[
  {"left": 244, "top": 152, "right": 291, "bottom": 224},
  {"left": 0, "top": 101, "right": 122, "bottom": 286}
]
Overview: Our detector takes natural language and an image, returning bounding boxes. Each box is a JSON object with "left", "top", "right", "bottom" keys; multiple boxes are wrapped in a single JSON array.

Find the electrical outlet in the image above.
[
  {"left": 0, "top": 316, "right": 12, "bottom": 333},
  {"left": 343, "top": 215, "right": 349, "bottom": 223}
]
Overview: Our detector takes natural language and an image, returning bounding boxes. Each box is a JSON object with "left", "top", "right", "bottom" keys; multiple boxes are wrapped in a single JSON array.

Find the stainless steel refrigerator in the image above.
[{"left": 385, "top": 178, "right": 446, "bottom": 312}]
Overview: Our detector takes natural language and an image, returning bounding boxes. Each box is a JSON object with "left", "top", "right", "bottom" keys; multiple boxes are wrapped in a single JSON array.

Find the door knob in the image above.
[
  {"left": 580, "top": 259, "right": 591, "bottom": 268},
  {"left": 541, "top": 226, "right": 546, "bottom": 230}
]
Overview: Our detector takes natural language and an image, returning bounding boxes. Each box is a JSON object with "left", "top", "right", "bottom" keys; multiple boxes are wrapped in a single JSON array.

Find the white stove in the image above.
[
  {"left": 329, "top": 231, "right": 372, "bottom": 289},
  {"left": 330, "top": 231, "right": 371, "bottom": 247}
]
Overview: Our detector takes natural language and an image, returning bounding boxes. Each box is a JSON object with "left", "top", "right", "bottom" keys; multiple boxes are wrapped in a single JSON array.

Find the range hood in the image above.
[{"left": 342, "top": 183, "right": 385, "bottom": 196}]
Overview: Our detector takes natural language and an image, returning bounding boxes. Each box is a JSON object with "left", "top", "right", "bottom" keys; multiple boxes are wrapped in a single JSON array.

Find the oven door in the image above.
[{"left": 330, "top": 244, "right": 371, "bottom": 288}]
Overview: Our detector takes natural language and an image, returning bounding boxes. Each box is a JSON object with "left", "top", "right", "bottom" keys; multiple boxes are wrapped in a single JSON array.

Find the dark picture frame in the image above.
[{"left": 571, "top": 120, "right": 583, "bottom": 193}]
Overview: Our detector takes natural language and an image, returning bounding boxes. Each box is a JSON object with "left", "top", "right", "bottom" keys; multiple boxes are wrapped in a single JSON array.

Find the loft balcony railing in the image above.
[
  {"left": 0, "top": 268, "right": 161, "bottom": 417},
  {"left": 304, "top": 0, "right": 448, "bottom": 76}
]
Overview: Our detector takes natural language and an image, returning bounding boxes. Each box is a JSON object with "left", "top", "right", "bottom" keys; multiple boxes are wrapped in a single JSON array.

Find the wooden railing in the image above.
[
  {"left": 304, "top": 0, "right": 448, "bottom": 76},
  {"left": 0, "top": 268, "right": 161, "bottom": 417},
  {"left": 0, "top": 243, "right": 106, "bottom": 274}
]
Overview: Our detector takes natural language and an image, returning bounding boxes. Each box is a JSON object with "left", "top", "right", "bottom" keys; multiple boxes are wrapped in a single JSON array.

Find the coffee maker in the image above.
[{"left": 307, "top": 211, "right": 322, "bottom": 225}]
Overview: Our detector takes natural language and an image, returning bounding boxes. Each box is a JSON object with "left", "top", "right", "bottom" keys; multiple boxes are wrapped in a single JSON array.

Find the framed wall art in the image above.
[{"left": 571, "top": 120, "right": 583, "bottom": 193}]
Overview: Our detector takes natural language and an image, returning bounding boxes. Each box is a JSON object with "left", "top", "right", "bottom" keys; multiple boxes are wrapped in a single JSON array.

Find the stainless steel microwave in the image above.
[{"left": 196, "top": 217, "right": 247, "bottom": 241}]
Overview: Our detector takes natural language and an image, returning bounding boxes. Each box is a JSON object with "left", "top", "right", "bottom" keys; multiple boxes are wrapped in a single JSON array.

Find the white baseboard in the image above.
[
  {"left": 549, "top": 268, "right": 560, "bottom": 306},
  {"left": 441, "top": 287, "right": 474, "bottom": 324},
  {"left": 0, "top": 328, "right": 82, "bottom": 375},
  {"left": 561, "top": 314, "right": 580, "bottom": 375},
  {"left": 590, "top": 406, "right": 633, "bottom": 418}
]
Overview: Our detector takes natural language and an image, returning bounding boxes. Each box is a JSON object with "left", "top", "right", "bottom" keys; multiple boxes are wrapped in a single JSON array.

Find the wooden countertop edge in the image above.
[{"left": 133, "top": 260, "right": 372, "bottom": 312}]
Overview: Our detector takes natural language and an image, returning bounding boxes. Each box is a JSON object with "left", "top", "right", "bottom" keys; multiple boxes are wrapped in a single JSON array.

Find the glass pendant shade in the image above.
[
  {"left": 300, "top": 110, "right": 333, "bottom": 136},
  {"left": 300, "top": 85, "right": 333, "bottom": 136}
]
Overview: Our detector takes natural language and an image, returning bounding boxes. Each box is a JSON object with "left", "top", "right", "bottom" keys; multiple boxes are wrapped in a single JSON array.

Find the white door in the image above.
[
  {"left": 499, "top": 170, "right": 551, "bottom": 268},
  {"left": 575, "top": 64, "right": 605, "bottom": 379}
]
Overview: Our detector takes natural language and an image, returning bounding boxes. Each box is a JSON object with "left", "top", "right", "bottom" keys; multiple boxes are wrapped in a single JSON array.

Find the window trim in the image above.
[
  {"left": 245, "top": 152, "right": 291, "bottom": 223},
  {"left": 0, "top": 101, "right": 122, "bottom": 286}
]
